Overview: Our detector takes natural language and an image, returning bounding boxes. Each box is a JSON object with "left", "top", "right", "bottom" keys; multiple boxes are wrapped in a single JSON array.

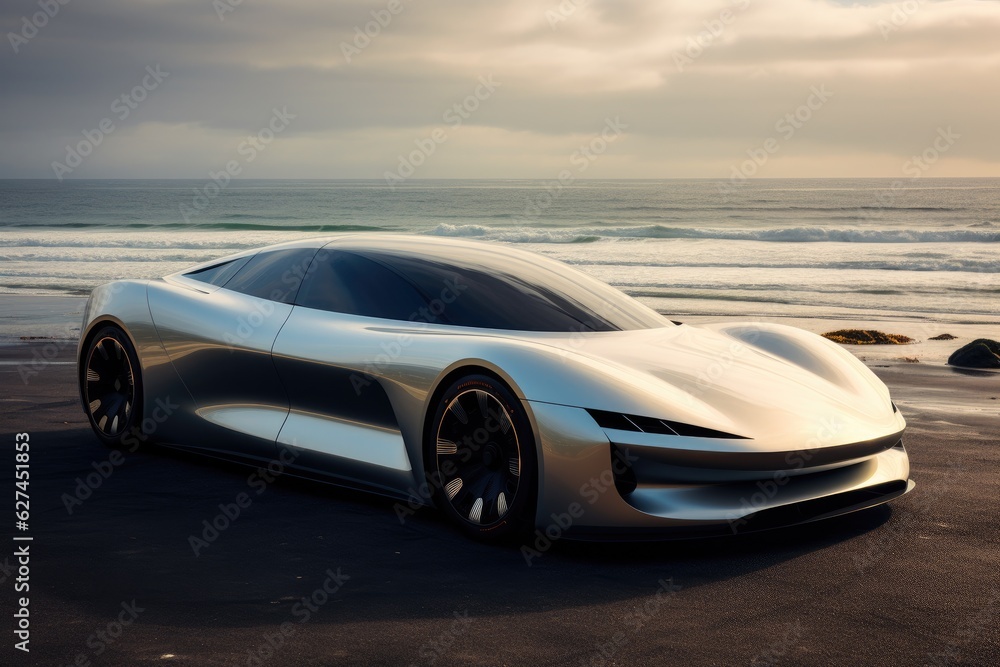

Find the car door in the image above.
[
  {"left": 270, "top": 246, "right": 426, "bottom": 493},
  {"left": 147, "top": 244, "right": 319, "bottom": 461}
]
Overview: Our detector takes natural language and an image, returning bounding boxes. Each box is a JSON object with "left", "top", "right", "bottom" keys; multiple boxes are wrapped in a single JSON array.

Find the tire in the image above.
[
  {"left": 425, "top": 374, "right": 537, "bottom": 542},
  {"left": 81, "top": 325, "right": 143, "bottom": 449}
]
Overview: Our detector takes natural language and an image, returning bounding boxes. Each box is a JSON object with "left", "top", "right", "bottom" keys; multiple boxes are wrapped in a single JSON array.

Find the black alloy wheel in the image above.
[
  {"left": 81, "top": 325, "right": 142, "bottom": 448},
  {"left": 426, "top": 374, "right": 536, "bottom": 541}
]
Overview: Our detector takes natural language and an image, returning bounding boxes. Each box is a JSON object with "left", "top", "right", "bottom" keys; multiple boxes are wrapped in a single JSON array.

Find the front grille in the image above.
[
  {"left": 732, "top": 480, "right": 910, "bottom": 534},
  {"left": 587, "top": 409, "right": 748, "bottom": 440}
]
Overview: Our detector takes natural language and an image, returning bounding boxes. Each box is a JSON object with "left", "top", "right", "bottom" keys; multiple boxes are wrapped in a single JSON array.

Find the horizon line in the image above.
[{"left": 1, "top": 176, "right": 999, "bottom": 182}]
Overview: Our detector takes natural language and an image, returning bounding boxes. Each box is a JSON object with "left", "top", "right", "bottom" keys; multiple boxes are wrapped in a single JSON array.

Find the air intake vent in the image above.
[{"left": 586, "top": 409, "right": 748, "bottom": 440}]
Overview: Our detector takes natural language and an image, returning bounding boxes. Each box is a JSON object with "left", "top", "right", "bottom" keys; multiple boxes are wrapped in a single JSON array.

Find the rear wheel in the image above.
[
  {"left": 426, "top": 374, "right": 536, "bottom": 542},
  {"left": 81, "top": 325, "right": 142, "bottom": 449}
]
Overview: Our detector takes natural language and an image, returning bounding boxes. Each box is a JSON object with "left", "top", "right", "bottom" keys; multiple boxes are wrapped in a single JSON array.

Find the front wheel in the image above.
[
  {"left": 425, "top": 374, "right": 537, "bottom": 542},
  {"left": 81, "top": 325, "right": 143, "bottom": 449}
]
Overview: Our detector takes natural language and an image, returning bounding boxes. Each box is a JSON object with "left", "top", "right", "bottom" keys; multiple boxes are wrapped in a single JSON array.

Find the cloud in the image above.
[{"left": 0, "top": 0, "right": 997, "bottom": 178}]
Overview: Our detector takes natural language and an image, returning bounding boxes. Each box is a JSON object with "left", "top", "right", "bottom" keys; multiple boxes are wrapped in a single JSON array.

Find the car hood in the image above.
[{"left": 515, "top": 322, "right": 902, "bottom": 449}]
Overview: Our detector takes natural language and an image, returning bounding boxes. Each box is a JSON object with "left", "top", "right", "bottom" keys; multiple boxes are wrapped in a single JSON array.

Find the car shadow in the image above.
[{"left": 33, "top": 428, "right": 894, "bottom": 631}]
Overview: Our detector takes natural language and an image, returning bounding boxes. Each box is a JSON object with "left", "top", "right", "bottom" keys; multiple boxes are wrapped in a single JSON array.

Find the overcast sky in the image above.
[{"left": 1, "top": 0, "right": 997, "bottom": 179}]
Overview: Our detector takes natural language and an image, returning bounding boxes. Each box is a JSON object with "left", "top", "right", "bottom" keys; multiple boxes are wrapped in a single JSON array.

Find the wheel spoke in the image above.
[
  {"left": 102, "top": 394, "right": 125, "bottom": 430},
  {"left": 91, "top": 392, "right": 115, "bottom": 422},
  {"left": 497, "top": 409, "right": 511, "bottom": 434},
  {"left": 116, "top": 394, "right": 130, "bottom": 424},
  {"left": 436, "top": 439, "right": 458, "bottom": 455},
  {"left": 476, "top": 390, "right": 489, "bottom": 417},
  {"left": 468, "top": 498, "right": 483, "bottom": 524},
  {"left": 448, "top": 398, "right": 468, "bottom": 424},
  {"left": 445, "top": 477, "right": 463, "bottom": 500}
]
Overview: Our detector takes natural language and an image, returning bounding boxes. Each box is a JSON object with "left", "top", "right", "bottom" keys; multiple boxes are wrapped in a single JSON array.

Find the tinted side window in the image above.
[
  {"left": 296, "top": 250, "right": 430, "bottom": 320},
  {"left": 223, "top": 248, "right": 319, "bottom": 304},
  {"left": 185, "top": 256, "right": 251, "bottom": 286},
  {"left": 378, "top": 254, "right": 620, "bottom": 331}
]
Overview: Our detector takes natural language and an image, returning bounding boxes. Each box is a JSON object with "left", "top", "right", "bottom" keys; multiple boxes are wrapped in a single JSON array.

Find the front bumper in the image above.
[{"left": 527, "top": 401, "right": 913, "bottom": 539}]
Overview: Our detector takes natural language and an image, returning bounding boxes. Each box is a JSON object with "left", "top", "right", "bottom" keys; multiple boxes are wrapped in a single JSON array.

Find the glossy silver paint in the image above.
[{"left": 78, "top": 235, "right": 913, "bottom": 538}]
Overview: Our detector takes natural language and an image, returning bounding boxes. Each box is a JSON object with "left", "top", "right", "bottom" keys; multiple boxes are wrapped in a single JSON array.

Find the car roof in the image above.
[{"left": 166, "top": 234, "right": 543, "bottom": 287}]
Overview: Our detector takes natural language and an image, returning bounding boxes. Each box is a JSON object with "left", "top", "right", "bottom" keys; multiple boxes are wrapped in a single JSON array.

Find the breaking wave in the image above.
[{"left": 426, "top": 223, "right": 1000, "bottom": 243}]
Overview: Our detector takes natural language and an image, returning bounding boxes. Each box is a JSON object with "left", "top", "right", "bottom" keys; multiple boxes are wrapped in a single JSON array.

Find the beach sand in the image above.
[
  {"left": 0, "top": 295, "right": 998, "bottom": 665},
  {"left": 0, "top": 294, "right": 85, "bottom": 342}
]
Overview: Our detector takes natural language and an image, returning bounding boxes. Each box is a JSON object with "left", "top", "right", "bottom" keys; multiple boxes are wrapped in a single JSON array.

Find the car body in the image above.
[{"left": 78, "top": 235, "right": 913, "bottom": 540}]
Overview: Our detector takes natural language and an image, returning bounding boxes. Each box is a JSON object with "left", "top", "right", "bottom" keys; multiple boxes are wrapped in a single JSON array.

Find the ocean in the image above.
[{"left": 1, "top": 178, "right": 998, "bottom": 323}]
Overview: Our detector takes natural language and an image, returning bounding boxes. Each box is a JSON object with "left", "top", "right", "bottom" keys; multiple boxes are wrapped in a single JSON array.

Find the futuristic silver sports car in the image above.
[{"left": 78, "top": 235, "right": 913, "bottom": 541}]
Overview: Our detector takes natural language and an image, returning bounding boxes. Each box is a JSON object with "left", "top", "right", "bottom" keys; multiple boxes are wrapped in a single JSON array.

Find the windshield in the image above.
[{"left": 309, "top": 240, "right": 670, "bottom": 332}]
